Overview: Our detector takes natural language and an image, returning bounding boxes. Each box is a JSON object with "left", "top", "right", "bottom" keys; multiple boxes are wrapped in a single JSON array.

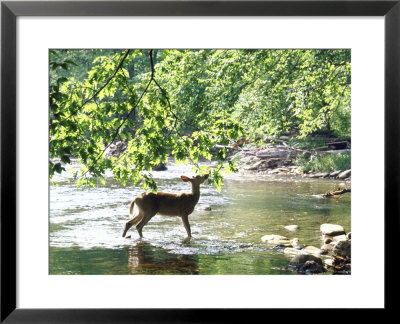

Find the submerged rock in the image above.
[
  {"left": 197, "top": 205, "right": 212, "bottom": 211},
  {"left": 284, "top": 225, "right": 299, "bottom": 231},
  {"left": 261, "top": 234, "right": 289, "bottom": 244},
  {"left": 303, "top": 246, "right": 323, "bottom": 256},
  {"left": 273, "top": 243, "right": 292, "bottom": 250},
  {"left": 284, "top": 247, "right": 304, "bottom": 255}
]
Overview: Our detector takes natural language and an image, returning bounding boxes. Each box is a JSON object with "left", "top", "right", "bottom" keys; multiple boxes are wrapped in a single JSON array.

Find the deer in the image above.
[{"left": 122, "top": 174, "right": 209, "bottom": 240}]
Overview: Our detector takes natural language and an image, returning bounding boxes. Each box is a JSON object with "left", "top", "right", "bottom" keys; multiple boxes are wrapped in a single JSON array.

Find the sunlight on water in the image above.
[{"left": 50, "top": 160, "right": 351, "bottom": 275}]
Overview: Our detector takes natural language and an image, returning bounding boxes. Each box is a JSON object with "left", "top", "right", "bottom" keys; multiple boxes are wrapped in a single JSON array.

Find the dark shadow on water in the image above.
[
  {"left": 49, "top": 242, "right": 199, "bottom": 275},
  {"left": 127, "top": 242, "right": 199, "bottom": 274}
]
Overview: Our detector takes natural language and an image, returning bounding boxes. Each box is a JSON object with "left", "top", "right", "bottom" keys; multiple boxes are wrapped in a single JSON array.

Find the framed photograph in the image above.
[{"left": 1, "top": 0, "right": 398, "bottom": 321}]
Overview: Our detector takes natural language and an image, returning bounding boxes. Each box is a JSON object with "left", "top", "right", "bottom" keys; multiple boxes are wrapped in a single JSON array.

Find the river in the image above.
[{"left": 49, "top": 161, "right": 351, "bottom": 275}]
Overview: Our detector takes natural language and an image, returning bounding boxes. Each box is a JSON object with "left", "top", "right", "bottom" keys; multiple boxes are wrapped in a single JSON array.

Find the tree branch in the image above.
[
  {"left": 82, "top": 50, "right": 155, "bottom": 177},
  {"left": 66, "top": 49, "right": 131, "bottom": 119}
]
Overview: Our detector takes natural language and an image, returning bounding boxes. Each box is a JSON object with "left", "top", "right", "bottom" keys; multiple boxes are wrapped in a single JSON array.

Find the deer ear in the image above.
[{"left": 181, "top": 176, "right": 190, "bottom": 182}]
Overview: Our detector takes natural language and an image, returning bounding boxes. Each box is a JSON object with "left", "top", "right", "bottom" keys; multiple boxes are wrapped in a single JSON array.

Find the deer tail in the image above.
[{"left": 129, "top": 199, "right": 136, "bottom": 217}]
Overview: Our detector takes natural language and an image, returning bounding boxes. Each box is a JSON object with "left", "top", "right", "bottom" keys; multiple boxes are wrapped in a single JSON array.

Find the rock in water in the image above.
[
  {"left": 197, "top": 205, "right": 212, "bottom": 211},
  {"left": 298, "top": 261, "right": 326, "bottom": 274},
  {"left": 333, "top": 240, "right": 351, "bottom": 258},
  {"left": 273, "top": 244, "right": 291, "bottom": 250},
  {"left": 303, "top": 246, "right": 323, "bottom": 256},
  {"left": 261, "top": 234, "right": 289, "bottom": 244},
  {"left": 321, "top": 243, "right": 336, "bottom": 254},
  {"left": 284, "top": 225, "right": 299, "bottom": 231},
  {"left": 284, "top": 247, "right": 304, "bottom": 255},
  {"left": 289, "top": 254, "right": 323, "bottom": 266},
  {"left": 331, "top": 234, "right": 347, "bottom": 242},
  {"left": 320, "top": 224, "right": 346, "bottom": 237},
  {"left": 290, "top": 238, "right": 300, "bottom": 247},
  {"left": 153, "top": 163, "right": 167, "bottom": 171},
  {"left": 289, "top": 254, "right": 325, "bottom": 274}
]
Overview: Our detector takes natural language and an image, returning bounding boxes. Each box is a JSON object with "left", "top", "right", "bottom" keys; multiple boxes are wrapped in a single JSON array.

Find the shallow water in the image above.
[{"left": 49, "top": 161, "right": 351, "bottom": 275}]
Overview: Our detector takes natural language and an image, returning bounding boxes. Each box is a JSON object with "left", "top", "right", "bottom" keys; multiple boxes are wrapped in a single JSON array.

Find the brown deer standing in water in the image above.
[{"left": 122, "top": 174, "right": 209, "bottom": 240}]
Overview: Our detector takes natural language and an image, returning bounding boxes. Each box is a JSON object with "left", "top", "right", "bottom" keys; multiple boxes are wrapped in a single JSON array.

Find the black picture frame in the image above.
[{"left": 1, "top": 0, "right": 398, "bottom": 322}]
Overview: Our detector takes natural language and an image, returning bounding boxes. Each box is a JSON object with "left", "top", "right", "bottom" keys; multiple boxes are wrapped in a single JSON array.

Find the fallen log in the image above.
[
  {"left": 319, "top": 149, "right": 351, "bottom": 155},
  {"left": 321, "top": 188, "right": 351, "bottom": 198}
]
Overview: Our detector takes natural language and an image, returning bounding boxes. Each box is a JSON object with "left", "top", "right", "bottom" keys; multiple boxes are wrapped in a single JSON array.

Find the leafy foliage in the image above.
[
  {"left": 295, "top": 152, "right": 351, "bottom": 173},
  {"left": 49, "top": 49, "right": 350, "bottom": 190},
  {"left": 49, "top": 49, "right": 242, "bottom": 190}
]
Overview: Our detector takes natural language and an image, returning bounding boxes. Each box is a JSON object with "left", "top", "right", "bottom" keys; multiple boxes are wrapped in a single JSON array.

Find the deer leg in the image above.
[
  {"left": 122, "top": 212, "right": 144, "bottom": 237},
  {"left": 136, "top": 220, "right": 144, "bottom": 238},
  {"left": 136, "top": 211, "right": 156, "bottom": 238},
  {"left": 181, "top": 214, "right": 192, "bottom": 239}
]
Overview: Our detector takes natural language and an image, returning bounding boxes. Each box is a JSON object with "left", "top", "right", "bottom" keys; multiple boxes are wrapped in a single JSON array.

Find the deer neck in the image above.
[{"left": 190, "top": 182, "right": 201, "bottom": 203}]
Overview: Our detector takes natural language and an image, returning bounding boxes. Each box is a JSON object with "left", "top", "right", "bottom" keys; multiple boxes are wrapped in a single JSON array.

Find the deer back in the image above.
[{"left": 139, "top": 191, "right": 198, "bottom": 216}]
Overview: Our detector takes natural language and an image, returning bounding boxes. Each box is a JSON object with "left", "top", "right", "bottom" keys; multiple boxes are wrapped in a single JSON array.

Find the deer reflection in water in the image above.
[{"left": 127, "top": 242, "right": 199, "bottom": 274}]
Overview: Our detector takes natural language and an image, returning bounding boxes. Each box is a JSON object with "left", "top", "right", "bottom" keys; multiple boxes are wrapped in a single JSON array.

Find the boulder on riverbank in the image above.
[
  {"left": 338, "top": 169, "right": 351, "bottom": 180},
  {"left": 231, "top": 145, "right": 351, "bottom": 182},
  {"left": 229, "top": 141, "right": 351, "bottom": 181},
  {"left": 329, "top": 170, "right": 341, "bottom": 178}
]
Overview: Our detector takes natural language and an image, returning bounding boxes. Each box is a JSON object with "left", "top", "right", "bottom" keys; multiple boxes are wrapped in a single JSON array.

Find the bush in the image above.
[{"left": 295, "top": 152, "right": 351, "bottom": 173}]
